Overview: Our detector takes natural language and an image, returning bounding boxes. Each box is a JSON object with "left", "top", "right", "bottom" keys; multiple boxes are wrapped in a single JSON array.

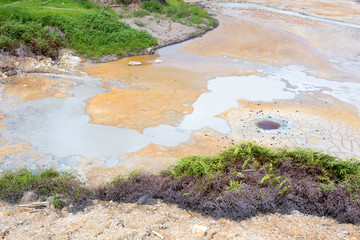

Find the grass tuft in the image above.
[
  {"left": 0, "top": 168, "right": 92, "bottom": 210},
  {"left": 141, "top": 1, "right": 165, "bottom": 14},
  {"left": 133, "top": 9, "right": 150, "bottom": 17}
]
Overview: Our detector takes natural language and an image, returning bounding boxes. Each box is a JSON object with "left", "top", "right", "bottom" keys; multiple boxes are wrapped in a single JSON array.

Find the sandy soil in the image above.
[{"left": 1, "top": 200, "right": 360, "bottom": 240}]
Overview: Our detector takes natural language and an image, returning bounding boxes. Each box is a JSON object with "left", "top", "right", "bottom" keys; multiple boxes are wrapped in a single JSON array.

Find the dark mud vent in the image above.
[{"left": 256, "top": 120, "right": 281, "bottom": 130}]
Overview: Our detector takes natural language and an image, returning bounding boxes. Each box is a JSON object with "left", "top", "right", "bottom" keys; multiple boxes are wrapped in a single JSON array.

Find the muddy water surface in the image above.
[{"left": 1, "top": 1, "right": 360, "bottom": 184}]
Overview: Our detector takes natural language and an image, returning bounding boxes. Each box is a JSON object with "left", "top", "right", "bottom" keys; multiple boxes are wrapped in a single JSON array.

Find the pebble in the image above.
[
  {"left": 0, "top": 229, "right": 9, "bottom": 238},
  {"left": 1, "top": 211, "right": 9, "bottom": 217},
  {"left": 192, "top": 224, "right": 208, "bottom": 237},
  {"left": 337, "top": 230, "right": 350, "bottom": 239}
]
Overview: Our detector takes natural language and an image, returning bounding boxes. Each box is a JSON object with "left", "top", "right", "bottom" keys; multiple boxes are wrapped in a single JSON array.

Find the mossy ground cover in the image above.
[{"left": 1, "top": 143, "right": 359, "bottom": 224}]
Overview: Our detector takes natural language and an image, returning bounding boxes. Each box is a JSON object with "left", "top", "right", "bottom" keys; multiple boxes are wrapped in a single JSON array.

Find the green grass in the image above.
[
  {"left": 137, "top": 0, "right": 218, "bottom": 28},
  {"left": 141, "top": 0, "right": 164, "bottom": 14},
  {"left": 0, "top": 168, "right": 91, "bottom": 209},
  {"left": 0, "top": 0, "right": 157, "bottom": 59},
  {"left": 134, "top": 19, "right": 146, "bottom": 27},
  {"left": 110, "top": 170, "right": 142, "bottom": 183},
  {"left": 133, "top": 9, "right": 150, "bottom": 17},
  {"left": 164, "top": 0, "right": 218, "bottom": 27},
  {"left": 168, "top": 142, "right": 360, "bottom": 191}
]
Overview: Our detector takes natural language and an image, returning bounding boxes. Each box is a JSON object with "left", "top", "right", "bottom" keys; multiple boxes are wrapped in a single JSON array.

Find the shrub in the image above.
[
  {"left": 141, "top": 1, "right": 164, "bottom": 14},
  {"left": 97, "top": 143, "right": 360, "bottom": 224},
  {"left": 164, "top": 1, "right": 218, "bottom": 27},
  {"left": 0, "top": 18, "right": 63, "bottom": 58},
  {"left": 0, "top": 168, "right": 92, "bottom": 211}
]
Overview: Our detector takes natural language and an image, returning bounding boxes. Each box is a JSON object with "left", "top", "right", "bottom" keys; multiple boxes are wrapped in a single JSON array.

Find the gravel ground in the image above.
[
  {"left": 1, "top": 200, "right": 360, "bottom": 240},
  {"left": 120, "top": 15, "right": 200, "bottom": 46}
]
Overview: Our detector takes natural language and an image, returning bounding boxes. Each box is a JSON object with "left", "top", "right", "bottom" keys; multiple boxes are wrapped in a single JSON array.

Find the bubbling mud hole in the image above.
[{"left": 256, "top": 120, "right": 281, "bottom": 130}]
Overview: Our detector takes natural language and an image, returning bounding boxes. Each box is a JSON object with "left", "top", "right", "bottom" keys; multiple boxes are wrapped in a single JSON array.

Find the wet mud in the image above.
[{"left": 232, "top": 0, "right": 360, "bottom": 24}]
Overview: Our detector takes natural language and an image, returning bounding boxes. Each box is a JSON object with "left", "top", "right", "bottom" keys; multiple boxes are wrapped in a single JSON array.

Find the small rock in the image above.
[
  {"left": 192, "top": 224, "right": 208, "bottom": 237},
  {"left": 146, "top": 47, "right": 155, "bottom": 55},
  {"left": 0, "top": 228, "right": 9, "bottom": 238},
  {"left": 155, "top": 59, "right": 163, "bottom": 64},
  {"left": 1, "top": 211, "right": 9, "bottom": 217},
  {"left": 20, "top": 191, "right": 38, "bottom": 204},
  {"left": 6, "top": 70, "right": 17, "bottom": 77},
  {"left": 128, "top": 61, "right": 142, "bottom": 66},
  {"left": 337, "top": 230, "right": 349, "bottom": 239}
]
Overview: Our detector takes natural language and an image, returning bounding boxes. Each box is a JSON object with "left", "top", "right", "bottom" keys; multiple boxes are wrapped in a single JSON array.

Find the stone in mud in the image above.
[
  {"left": 59, "top": 51, "right": 81, "bottom": 67},
  {"left": 192, "top": 225, "right": 208, "bottom": 237},
  {"left": 146, "top": 48, "right": 155, "bottom": 55},
  {"left": 128, "top": 61, "right": 142, "bottom": 66}
]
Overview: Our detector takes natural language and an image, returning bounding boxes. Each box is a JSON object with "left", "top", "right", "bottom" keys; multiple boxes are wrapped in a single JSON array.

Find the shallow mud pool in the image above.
[{"left": 1, "top": 0, "right": 360, "bottom": 184}]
